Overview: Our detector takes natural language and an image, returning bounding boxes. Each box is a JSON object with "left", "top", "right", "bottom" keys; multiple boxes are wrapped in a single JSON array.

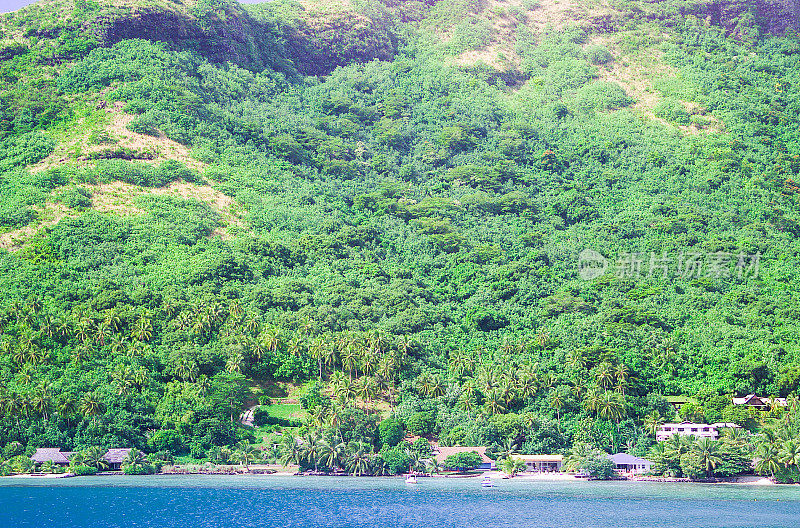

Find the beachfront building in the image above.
[
  {"left": 512, "top": 454, "right": 563, "bottom": 473},
  {"left": 607, "top": 453, "right": 652, "bottom": 475},
  {"left": 30, "top": 448, "right": 71, "bottom": 466},
  {"left": 656, "top": 421, "right": 741, "bottom": 442},
  {"left": 103, "top": 448, "right": 133, "bottom": 470},
  {"left": 433, "top": 446, "right": 495, "bottom": 470},
  {"left": 732, "top": 394, "right": 787, "bottom": 410}
]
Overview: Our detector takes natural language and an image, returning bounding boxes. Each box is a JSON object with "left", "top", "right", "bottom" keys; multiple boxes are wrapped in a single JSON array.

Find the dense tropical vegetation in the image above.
[{"left": 2, "top": 0, "right": 800, "bottom": 480}]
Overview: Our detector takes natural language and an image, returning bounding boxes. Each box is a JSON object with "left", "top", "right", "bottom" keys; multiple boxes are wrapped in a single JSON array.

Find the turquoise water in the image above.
[{"left": 2, "top": 476, "right": 800, "bottom": 527}]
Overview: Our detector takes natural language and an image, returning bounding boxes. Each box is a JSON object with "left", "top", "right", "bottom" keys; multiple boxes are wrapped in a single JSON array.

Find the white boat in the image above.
[
  {"left": 481, "top": 476, "right": 493, "bottom": 488},
  {"left": 405, "top": 475, "right": 418, "bottom": 484}
]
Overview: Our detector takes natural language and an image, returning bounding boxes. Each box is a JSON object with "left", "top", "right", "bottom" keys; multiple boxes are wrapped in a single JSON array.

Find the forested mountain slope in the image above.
[{"left": 2, "top": 0, "right": 800, "bottom": 460}]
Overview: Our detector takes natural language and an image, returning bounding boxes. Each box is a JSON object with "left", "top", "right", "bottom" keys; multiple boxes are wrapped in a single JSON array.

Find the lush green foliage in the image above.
[{"left": 2, "top": 0, "right": 800, "bottom": 476}]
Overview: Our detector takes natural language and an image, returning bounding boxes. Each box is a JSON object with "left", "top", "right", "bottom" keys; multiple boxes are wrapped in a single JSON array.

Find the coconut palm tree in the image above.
[
  {"left": 779, "top": 439, "right": 800, "bottom": 469},
  {"left": 82, "top": 446, "right": 108, "bottom": 470},
  {"left": 301, "top": 433, "right": 323, "bottom": 472},
  {"left": 346, "top": 443, "right": 372, "bottom": 476},
  {"left": 320, "top": 441, "right": 346, "bottom": 471},
  {"left": 483, "top": 389, "right": 506, "bottom": 415},
  {"left": 80, "top": 392, "right": 104, "bottom": 418},
  {"left": 499, "top": 456, "right": 527, "bottom": 478},
  {"left": 596, "top": 391, "right": 625, "bottom": 423},
  {"left": 234, "top": 443, "right": 262, "bottom": 470},
  {"left": 755, "top": 441, "right": 781, "bottom": 478},
  {"left": 643, "top": 411, "right": 663, "bottom": 436},
  {"left": 692, "top": 438, "right": 722, "bottom": 478},
  {"left": 280, "top": 434, "right": 302, "bottom": 468}
]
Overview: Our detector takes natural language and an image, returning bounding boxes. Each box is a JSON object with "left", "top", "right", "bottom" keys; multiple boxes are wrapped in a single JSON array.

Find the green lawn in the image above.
[{"left": 263, "top": 403, "right": 306, "bottom": 420}]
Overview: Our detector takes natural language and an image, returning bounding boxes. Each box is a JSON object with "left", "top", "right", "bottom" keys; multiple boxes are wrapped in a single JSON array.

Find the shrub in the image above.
[
  {"left": 148, "top": 430, "right": 185, "bottom": 454},
  {"left": 0, "top": 132, "right": 56, "bottom": 171},
  {"left": 61, "top": 186, "right": 93, "bottom": 208},
  {"left": 654, "top": 97, "right": 690, "bottom": 124},
  {"left": 406, "top": 412, "right": 435, "bottom": 436},
  {"left": 584, "top": 45, "right": 614, "bottom": 65},
  {"left": 585, "top": 457, "right": 616, "bottom": 480},
  {"left": 442, "top": 451, "right": 483, "bottom": 472},
  {"left": 378, "top": 444, "right": 412, "bottom": 474},
  {"left": 70, "top": 465, "right": 98, "bottom": 476},
  {"left": 379, "top": 418, "right": 404, "bottom": 447}
]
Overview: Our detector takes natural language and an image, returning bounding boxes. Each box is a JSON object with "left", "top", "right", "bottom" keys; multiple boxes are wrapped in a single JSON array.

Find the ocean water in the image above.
[{"left": 1, "top": 475, "right": 799, "bottom": 528}]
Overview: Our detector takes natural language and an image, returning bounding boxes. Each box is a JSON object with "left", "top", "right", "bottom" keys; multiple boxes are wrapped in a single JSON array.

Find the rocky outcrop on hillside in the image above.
[
  {"left": 690, "top": 0, "right": 800, "bottom": 36},
  {"left": 81, "top": 2, "right": 291, "bottom": 72}
]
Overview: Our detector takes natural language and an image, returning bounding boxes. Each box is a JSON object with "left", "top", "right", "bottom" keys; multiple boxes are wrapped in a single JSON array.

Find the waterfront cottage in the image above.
[
  {"left": 512, "top": 454, "right": 563, "bottom": 472},
  {"left": 30, "top": 448, "right": 71, "bottom": 466},
  {"left": 103, "top": 448, "right": 133, "bottom": 470},
  {"left": 608, "top": 453, "right": 652, "bottom": 475}
]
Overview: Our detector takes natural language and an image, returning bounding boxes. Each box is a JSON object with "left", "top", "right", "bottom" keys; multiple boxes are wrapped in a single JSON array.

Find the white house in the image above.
[
  {"left": 607, "top": 453, "right": 652, "bottom": 475},
  {"left": 656, "top": 421, "right": 740, "bottom": 442},
  {"left": 512, "top": 454, "right": 563, "bottom": 472}
]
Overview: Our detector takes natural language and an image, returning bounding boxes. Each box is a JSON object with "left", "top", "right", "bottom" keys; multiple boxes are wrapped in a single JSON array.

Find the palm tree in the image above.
[
  {"left": 320, "top": 441, "right": 346, "bottom": 471},
  {"left": 122, "top": 449, "right": 146, "bottom": 469},
  {"left": 131, "top": 314, "right": 152, "bottom": 342},
  {"left": 692, "top": 438, "right": 722, "bottom": 478},
  {"left": 82, "top": 446, "right": 108, "bottom": 470},
  {"left": 596, "top": 362, "right": 614, "bottom": 390},
  {"left": 234, "top": 443, "right": 261, "bottom": 470},
  {"left": 499, "top": 456, "right": 526, "bottom": 478},
  {"left": 346, "top": 443, "right": 372, "bottom": 476},
  {"left": 549, "top": 389, "right": 565, "bottom": 430},
  {"left": 483, "top": 389, "right": 506, "bottom": 415},
  {"left": 80, "top": 392, "right": 104, "bottom": 418},
  {"left": 301, "top": 433, "right": 322, "bottom": 472},
  {"left": 596, "top": 391, "right": 625, "bottom": 423},
  {"left": 643, "top": 411, "right": 663, "bottom": 435},
  {"left": 779, "top": 439, "right": 800, "bottom": 468},
  {"left": 614, "top": 363, "right": 630, "bottom": 395},
  {"left": 280, "top": 434, "right": 302, "bottom": 468},
  {"left": 755, "top": 441, "right": 781, "bottom": 478}
]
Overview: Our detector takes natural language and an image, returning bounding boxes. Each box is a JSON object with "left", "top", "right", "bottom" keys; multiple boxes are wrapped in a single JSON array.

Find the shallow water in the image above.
[{"left": 2, "top": 475, "right": 799, "bottom": 528}]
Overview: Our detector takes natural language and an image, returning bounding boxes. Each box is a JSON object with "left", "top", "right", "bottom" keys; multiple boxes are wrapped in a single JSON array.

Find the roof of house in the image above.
[
  {"left": 433, "top": 446, "right": 493, "bottom": 465},
  {"left": 608, "top": 453, "right": 652, "bottom": 466},
  {"left": 30, "top": 448, "right": 70, "bottom": 464},
  {"left": 710, "top": 422, "right": 741, "bottom": 429},
  {"left": 732, "top": 394, "right": 787, "bottom": 406},
  {"left": 103, "top": 448, "right": 133, "bottom": 464},
  {"left": 664, "top": 396, "right": 696, "bottom": 404},
  {"left": 659, "top": 421, "right": 741, "bottom": 430},
  {"left": 513, "top": 454, "right": 563, "bottom": 463}
]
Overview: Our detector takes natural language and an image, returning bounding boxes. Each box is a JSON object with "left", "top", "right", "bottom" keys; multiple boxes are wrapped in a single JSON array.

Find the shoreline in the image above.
[{"left": 3, "top": 470, "right": 789, "bottom": 485}]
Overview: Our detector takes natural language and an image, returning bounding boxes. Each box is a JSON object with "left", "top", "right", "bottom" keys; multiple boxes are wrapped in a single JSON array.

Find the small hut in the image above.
[
  {"left": 103, "top": 448, "right": 133, "bottom": 470},
  {"left": 30, "top": 448, "right": 71, "bottom": 466}
]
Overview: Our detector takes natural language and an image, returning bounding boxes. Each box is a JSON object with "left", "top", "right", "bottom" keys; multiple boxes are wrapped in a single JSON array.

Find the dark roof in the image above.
[
  {"left": 30, "top": 448, "right": 70, "bottom": 464},
  {"left": 103, "top": 448, "right": 133, "bottom": 464},
  {"left": 608, "top": 453, "right": 652, "bottom": 465}
]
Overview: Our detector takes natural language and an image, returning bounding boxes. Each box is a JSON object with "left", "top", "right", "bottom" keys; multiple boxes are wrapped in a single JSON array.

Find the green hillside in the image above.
[{"left": 2, "top": 0, "right": 800, "bottom": 478}]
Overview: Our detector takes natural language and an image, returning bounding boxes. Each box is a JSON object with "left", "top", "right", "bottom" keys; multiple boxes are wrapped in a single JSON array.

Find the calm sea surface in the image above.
[{"left": 1, "top": 475, "right": 799, "bottom": 528}]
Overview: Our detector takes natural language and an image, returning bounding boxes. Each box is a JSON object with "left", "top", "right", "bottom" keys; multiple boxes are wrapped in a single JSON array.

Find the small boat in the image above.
[
  {"left": 405, "top": 475, "right": 418, "bottom": 484},
  {"left": 481, "top": 476, "right": 494, "bottom": 488}
]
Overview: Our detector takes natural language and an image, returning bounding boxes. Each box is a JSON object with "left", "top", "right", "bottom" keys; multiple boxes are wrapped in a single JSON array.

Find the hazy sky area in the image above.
[{"left": 1, "top": 0, "right": 268, "bottom": 14}]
